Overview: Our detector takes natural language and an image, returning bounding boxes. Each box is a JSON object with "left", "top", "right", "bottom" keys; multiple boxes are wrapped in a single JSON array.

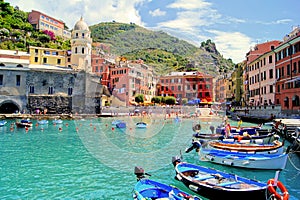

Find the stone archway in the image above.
[{"left": 0, "top": 100, "right": 20, "bottom": 114}]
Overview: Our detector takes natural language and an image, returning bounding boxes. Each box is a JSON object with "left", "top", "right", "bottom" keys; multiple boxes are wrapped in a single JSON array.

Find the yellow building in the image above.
[{"left": 29, "top": 46, "right": 68, "bottom": 68}]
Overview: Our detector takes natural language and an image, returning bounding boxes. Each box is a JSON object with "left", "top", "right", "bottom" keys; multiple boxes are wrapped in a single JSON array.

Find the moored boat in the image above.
[
  {"left": 199, "top": 147, "right": 289, "bottom": 170},
  {"left": 52, "top": 119, "right": 63, "bottom": 124},
  {"left": 38, "top": 120, "right": 49, "bottom": 125},
  {"left": 0, "top": 120, "right": 7, "bottom": 127},
  {"left": 192, "top": 131, "right": 278, "bottom": 144},
  {"left": 136, "top": 122, "right": 147, "bottom": 128},
  {"left": 172, "top": 157, "right": 268, "bottom": 200},
  {"left": 133, "top": 166, "right": 201, "bottom": 200},
  {"left": 206, "top": 140, "right": 284, "bottom": 154},
  {"left": 116, "top": 121, "right": 126, "bottom": 128},
  {"left": 15, "top": 119, "right": 33, "bottom": 128}
]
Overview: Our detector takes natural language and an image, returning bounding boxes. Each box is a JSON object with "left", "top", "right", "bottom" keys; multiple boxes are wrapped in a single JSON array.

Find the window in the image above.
[
  {"left": 68, "top": 87, "right": 73, "bottom": 96},
  {"left": 57, "top": 59, "right": 61, "bottom": 65},
  {"left": 82, "top": 33, "right": 85, "bottom": 38},
  {"left": 48, "top": 86, "right": 54, "bottom": 94},
  {"left": 178, "top": 85, "right": 181, "bottom": 91},
  {"left": 269, "top": 85, "right": 273, "bottom": 93},
  {"left": 287, "top": 64, "right": 290, "bottom": 76},
  {"left": 75, "top": 47, "right": 77, "bottom": 54},
  {"left": 16, "top": 75, "right": 20, "bottom": 86},
  {"left": 82, "top": 48, "right": 84, "bottom": 54},
  {"left": 0, "top": 74, "right": 3, "bottom": 85},
  {"left": 43, "top": 58, "right": 47, "bottom": 63},
  {"left": 269, "top": 55, "right": 272, "bottom": 63},
  {"left": 34, "top": 57, "right": 38, "bottom": 62},
  {"left": 269, "top": 69, "right": 273, "bottom": 79},
  {"left": 29, "top": 85, "right": 34, "bottom": 93},
  {"left": 35, "top": 49, "right": 38, "bottom": 54}
]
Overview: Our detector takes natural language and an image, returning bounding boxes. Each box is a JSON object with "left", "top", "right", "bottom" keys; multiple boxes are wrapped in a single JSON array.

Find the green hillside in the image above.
[{"left": 90, "top": 22, "right": 234, "bottom": 76}]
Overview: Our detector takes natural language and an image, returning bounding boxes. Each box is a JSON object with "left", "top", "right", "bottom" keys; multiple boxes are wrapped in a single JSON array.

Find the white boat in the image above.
[
  {"left": 38, "top": 120, "right": 49, "bottom": 125},
  {"left": 0, "top": 120, "right": 7, "bottom": 127},
  {"left": 199, "top": 147, "right": 289, "bottom": 170},
  {"left": 52, "top": 119, "right": 63, "bottom": 124},
  {"left": 136, "top": 122, "right": 147, "bottom": 128}
]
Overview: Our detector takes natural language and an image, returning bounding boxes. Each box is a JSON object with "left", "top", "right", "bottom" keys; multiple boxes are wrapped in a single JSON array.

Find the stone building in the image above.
[{"left": 0, "top": 17, "right": 110, "bottom": 115}]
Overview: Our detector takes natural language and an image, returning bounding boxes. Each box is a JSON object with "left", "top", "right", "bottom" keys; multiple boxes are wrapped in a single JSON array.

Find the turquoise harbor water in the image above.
[{"left": 0, "top": 116, "right": 299, "bottom": 200}]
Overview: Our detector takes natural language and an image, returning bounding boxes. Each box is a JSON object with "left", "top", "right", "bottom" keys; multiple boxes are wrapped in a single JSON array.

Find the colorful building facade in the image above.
[
  {"left": 274, "top": 26, "right": 300, "bottom": 113},
  {"left": 158, "top": 71, "right": 213, "bottom": 104},
  {"left": 29, "top": 46, "right": 68, "bottom": 68},
  {"left": 245, "top": 41, "right": 281, "bottom": 106},
  {"left": 28, "top": 10, "right": 71, "bottom": 39}
]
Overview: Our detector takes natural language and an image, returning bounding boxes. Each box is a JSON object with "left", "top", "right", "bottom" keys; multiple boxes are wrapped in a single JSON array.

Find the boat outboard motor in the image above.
[
  {"left": 172, "top": 156, "right": 181, "bottom": 167},
  {"left": 185, "top": 139, "right": 201, "bottom": 153},
  {"left": 134, "top": 166, "right": 151, "bottom": 181}
]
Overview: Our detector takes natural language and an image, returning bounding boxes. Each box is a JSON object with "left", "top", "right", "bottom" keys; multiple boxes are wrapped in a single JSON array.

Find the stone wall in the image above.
[{"left": 28, "top": 95, "right": 72, "bottom": 114}]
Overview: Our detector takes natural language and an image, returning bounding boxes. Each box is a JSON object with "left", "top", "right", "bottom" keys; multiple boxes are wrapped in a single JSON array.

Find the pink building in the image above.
[{"left": 245, "top": 41, "right": 281, "bottom": 106}]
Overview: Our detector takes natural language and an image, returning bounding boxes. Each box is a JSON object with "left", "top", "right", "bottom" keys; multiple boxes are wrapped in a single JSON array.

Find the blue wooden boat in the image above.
[
  {"left": 216, "top": 125, "right": 262, "bottom": 135},
  {"left": 116, "top": 121, "right": 126, "bottom": 128},
  {"left": 199, "top": 147, "right": 289, "bottom": 170},
  {"left": 0, "top": 120, "right": 7, "bottom": 127},
  {"left": 172, "top": 157, "right": 268, "bottom": 200},
  {"left": 112, "top": 119, "right": 123, "bottom": 125},
  {"left": 136, "top": 122, "right": 147, "bottom": 128},
  {"left": 16, "top": 119, "right": 33, "bottom": 128},
  {"left": 133, "top": 166, "right": 201, "bottom": 200}
]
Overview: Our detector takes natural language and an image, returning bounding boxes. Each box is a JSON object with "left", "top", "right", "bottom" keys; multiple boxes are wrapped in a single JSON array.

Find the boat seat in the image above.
[
  {"left": 194, "top": 175, "right": 214, "bottom": 181},
  {"left": 217, "top": 181, "right": 240, "bottom": 187}
]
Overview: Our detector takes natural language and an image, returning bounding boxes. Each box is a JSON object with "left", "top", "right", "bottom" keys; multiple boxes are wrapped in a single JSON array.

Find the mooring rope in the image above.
[{"left": 288, "top": 152, "right": 300, "bottom": 171}]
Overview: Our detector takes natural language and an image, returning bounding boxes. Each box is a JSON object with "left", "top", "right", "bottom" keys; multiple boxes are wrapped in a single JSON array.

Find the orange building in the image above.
[
  {"left": 28, "top": 10, "right": 71, "bottom": 39},
  {"left": 274, "top": 26, "right": 300, "bottom": 114}
]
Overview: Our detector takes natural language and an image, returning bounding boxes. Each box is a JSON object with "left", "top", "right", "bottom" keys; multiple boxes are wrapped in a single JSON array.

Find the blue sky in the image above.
[{"left": 5, "top": 0, "right": 300, "bottom": 63}]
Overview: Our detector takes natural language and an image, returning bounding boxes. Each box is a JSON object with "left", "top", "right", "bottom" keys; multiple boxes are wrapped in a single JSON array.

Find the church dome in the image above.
[{"left": 74, "top": 17, "right": 89, "bottom": 31}]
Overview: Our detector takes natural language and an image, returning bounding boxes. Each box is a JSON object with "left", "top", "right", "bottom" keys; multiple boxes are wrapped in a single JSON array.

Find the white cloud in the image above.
[
  {"left": 256, "top": 19, "right": 292, "bottom": 25},
  {"left": 149, "top": 8, "right": 166, "bottom": 17},
  {"left": 167, "top": 0, "right": 212, "bottom": 10},
  {"left": 207, "top": 30, "right": 255, "bottom": 63}
]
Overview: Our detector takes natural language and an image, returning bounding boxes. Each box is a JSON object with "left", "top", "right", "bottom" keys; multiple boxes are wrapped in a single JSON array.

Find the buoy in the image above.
[
  {"left": 65, "top": 123, "right": 69, "bottom": 127},
  {"left": 267, "top": 179, "right": 289, "bottom": 200},
  {"left": 76, "top": 127, "right": 79, "bottom": 132},
  {"left": 59, "top": 127, "right": 62, "bottom": 132},
  {"left": 112, "top": 127, "right": 115, "bottom": 131}
]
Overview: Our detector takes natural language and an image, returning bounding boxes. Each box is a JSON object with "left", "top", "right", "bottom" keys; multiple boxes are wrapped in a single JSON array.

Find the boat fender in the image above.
[
  {"left": 267, "top": 179, "right": 289, "bottom": 200},
  {"left": 222, "top": 160, "right": 233, "bottom": 166},
  {"left": 188, "top": 184, "right": 199, "bottom": 192},
  {"left": 176, "top": 174, "right": 182, "bottom": 181}
]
